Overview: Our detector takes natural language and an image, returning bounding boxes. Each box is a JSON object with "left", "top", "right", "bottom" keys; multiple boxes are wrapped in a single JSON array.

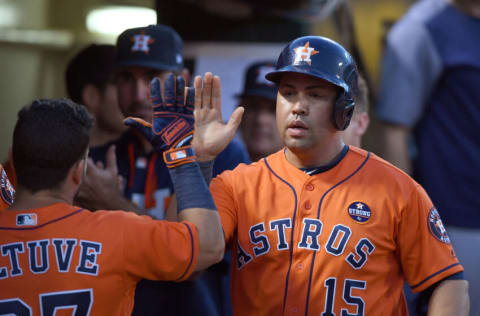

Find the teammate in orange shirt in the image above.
[
  {"left": 0, "top": 71, "right": 235, "bottom": 315},
  {"left": 197, "top": 36, "right": 470, "bottom": 315}
]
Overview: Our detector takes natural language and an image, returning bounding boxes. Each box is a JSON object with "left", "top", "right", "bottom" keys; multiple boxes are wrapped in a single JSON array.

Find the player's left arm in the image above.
[{"left": 427, "top": 278, "right": 469, "bottom": 316}]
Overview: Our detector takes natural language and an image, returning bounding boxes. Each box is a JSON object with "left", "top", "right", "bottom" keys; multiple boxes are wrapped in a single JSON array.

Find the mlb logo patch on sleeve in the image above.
[{"left": 16, "top": 213, "right": 38, "bottom": 226}]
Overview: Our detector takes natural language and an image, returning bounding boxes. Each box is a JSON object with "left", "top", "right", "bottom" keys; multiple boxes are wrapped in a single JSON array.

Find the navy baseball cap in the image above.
[
  {"left": 116, "top": 24, "right": 183, "bottom": 72},
  {"left": 236, "top": 61, "right": 278, "bottom": 101}
]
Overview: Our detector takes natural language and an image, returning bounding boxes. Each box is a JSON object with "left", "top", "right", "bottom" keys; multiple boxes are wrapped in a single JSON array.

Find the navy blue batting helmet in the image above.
[{"left": 265, "top": 36, "right": 358, "bottom": 130}]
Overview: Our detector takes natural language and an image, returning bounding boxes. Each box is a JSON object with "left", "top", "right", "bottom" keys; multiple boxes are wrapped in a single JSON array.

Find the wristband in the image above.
[
  {"left": 198, "top": 160, "right": 214, "bottom": 185},
  {"left": 168, "top": 162, "right": 217, "bottom": 213}
]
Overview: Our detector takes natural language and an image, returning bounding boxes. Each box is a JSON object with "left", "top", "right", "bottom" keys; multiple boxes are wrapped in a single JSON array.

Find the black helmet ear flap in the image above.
[{"left": 334, "top": 93, "right": 355, "bottom": 131}]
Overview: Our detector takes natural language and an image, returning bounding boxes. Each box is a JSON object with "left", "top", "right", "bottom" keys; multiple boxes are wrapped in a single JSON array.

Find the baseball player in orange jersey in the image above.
[
  {"left": 197, "top": 36, "right": 470, "bottom": 315},
  {"left": 0, "top": 71, "right": 238, "bottom": 315}
]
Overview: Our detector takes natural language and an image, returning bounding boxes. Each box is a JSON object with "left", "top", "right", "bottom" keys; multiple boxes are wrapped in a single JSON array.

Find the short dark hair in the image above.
[
  {"left": 65, "top": 44, "right": 116, "bottom": 104},
  {"left": 13, "top": 98, "right": 93, "bottom": 192}
]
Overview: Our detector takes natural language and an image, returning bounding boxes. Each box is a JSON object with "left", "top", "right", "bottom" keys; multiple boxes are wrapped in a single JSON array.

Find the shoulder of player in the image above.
[
  {"left": 87, "top": 209, "right": 149, "bottom": 221},
  {"left": 350, "top": 147, "right": 419, "bottom": 190},
  {"left": 216, "top": 150, "right": 278, "bottom": 179}
]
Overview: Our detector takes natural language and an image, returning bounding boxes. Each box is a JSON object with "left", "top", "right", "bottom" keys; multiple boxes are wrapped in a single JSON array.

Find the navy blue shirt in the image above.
[{"left": 377, "top": 1, "right": 480, "bottom": 228}]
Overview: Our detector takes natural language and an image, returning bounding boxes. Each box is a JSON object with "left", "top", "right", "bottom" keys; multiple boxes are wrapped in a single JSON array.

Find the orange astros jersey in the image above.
[
  {"left": 0, "top": 202, "right": 198, "bottom": 315},
  {"left": 210, "top": 146, "right": 463, "bottom": 316}
]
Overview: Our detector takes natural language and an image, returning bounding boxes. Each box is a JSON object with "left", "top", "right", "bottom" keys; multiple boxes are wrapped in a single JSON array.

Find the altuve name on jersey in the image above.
[
  {"left": 237, "top": 218, "right": 375, "bottom": 270},
  {"left": 0, "top": 238, "right": 101, "bottom": 278}
]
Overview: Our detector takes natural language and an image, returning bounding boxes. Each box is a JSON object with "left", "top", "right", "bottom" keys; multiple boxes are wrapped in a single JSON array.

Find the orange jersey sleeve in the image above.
[
  {"left": 0, "top": 203, "right": 198, "bottom": 315},
  {"left": 211, "top": 147, "right": 462, "bottom": 316},
  {"left": 210, "top": 170, "right": 238, "bottom": 245},
  {"left": 396, "top": 182, "right": 462, "bottom": 292},
  {"left": 108, "top": 210, "right": 198, "bottom": 282}
]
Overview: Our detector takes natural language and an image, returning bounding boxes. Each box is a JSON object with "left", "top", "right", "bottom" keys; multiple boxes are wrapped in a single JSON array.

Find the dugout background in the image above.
[{"left": 0, "top": 0, "right": 413, "bottom": 161}]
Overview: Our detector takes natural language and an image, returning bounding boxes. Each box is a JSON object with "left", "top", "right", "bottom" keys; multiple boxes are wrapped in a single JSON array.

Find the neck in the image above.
[
  {"left": 249, "top": 152, "right": 266, "bottom": 163},
  {"left": 8, "top": 187, "right": 72, "bottom": 211},
  {"left": 450, "top": 0, "right": 480, "bottom": 18},
  {"left": 89, "top": 124, "right": 122, "bottom": 147},
  {"left": 285, "top": 137, "right": 345, "bottom": 168}
]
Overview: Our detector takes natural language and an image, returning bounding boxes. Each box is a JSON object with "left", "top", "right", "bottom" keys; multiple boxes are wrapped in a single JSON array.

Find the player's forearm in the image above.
[
  {"left": 168, "top": 162, "right": 224, "bottom": 270},
  {"left": 179, "top": 209, "right": 225, "bottom": 271},
  {"left": 428, "top": 279, "right": 469, "bottom": 316},
  {"left": 380, "top": 123, "right": 412, "bottom": 174}
]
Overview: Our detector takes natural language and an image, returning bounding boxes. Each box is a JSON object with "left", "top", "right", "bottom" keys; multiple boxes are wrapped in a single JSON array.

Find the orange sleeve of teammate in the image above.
[
  {"left": 117, "top": 211, "right": 199, "bottom": 282},
  {"left": 397, "top": 183, "right": 463, "bottom": 293},
  {"left": 210, "top": 171, "right": 237, "bottom": 245}
]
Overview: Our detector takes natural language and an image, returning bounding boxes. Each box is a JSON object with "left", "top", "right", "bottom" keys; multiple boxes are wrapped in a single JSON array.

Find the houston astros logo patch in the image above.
[
  {"left": 1, "top": 168, "right": 14, "bottom": 206},
  {"left": 131, "top": 31, "right": 154, "bottom": 53},
  {"left": 293, "top": 42, "right": 319, "bottom": 66},
  {"left": 428, "top": 207, "right": 450, "bottom": 244},
  {"left": 348, "top": 202, "right": 372, "bottom": 223}
]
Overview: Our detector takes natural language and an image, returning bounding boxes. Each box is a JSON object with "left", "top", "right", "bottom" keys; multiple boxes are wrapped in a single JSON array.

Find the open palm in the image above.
[{"left": 192, "top": 73, "right": 244, "bottom": 162}]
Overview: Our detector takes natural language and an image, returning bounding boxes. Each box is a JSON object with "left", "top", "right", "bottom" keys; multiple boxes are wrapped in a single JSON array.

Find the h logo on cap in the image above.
[
  {"left": 293, "top": 42, "right": 319, "bottom": 66},
  {"left": 131, "top": 31, "right": 155, "bottom": 54}
]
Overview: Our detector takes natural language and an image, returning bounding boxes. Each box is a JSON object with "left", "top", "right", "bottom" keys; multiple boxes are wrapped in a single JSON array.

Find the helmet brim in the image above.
[{"left": 265, "top": 66, "right": 349, "bottom": 94}]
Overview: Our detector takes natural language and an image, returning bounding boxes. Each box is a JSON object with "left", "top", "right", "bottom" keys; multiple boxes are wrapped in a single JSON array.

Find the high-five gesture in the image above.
[
  {"left": 192, "top": 72, "right": 244, "bottom": 162},
  {"left": 124, "top": 73, "right": 197, "bottom": 168}
]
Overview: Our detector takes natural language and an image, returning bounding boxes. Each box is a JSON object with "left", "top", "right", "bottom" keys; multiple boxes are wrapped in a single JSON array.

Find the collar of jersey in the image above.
[{"left": 298, "top": 144, "right": 349, "bottom": 176}]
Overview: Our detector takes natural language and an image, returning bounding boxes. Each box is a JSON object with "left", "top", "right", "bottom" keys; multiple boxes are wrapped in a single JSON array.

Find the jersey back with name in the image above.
[
  {"left": 211, "top": 147, "right": 462, "bottom": 316},
  {"left": 0, "top": 203, "right": 198, "bottom": 316}
]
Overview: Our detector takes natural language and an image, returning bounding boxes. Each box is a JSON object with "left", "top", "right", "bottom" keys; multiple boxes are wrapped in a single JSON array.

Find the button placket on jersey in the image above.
[{"left": 285, "top": 180, "right": 318, "bottom": 315}]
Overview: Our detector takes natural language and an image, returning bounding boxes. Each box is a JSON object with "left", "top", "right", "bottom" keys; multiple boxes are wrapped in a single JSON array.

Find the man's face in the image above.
[
  {"left": 276, "top": 73, "right": 339, "bottom": 151},
  {"left": 115, "top": 66, "right": 170, "bottom": 122},
  {"left": 97, "top": 83, "right": 126, "bottom": 134},
  {"left": 240, "top": 95, "right": 283, "bottom": 160}
]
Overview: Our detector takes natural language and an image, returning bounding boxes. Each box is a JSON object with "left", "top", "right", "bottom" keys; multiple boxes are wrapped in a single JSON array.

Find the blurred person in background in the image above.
[
  {"left": 376, "top": 0, "right": 480, "bottom": 314},
  {"left": 66, "top": 44, "right": 126, "bottom": 147},
  {"left": 340, "top": 73, "right": 369, "bottom": 148},
  {"left": 237, "top": 61, "right": 283, "bottom": 162},
  {"left": 1, "top": 44, "right": 126, "bottom": 189}
]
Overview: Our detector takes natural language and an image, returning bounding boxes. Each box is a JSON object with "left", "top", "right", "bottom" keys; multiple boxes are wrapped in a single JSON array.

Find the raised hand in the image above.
[
  {"left": 192, "top": 72, "right": 244, "bottom": 162},
  {"left": 74, "top": 145, "right": 140, "bottom": 213},
  {"left": 124, "top": 73, "right": 197, "bottom": 168}
]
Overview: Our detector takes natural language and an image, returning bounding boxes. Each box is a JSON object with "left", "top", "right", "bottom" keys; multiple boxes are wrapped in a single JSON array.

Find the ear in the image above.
[
  {"left": 182, "top": 68, "right": 191, "bottom": 86},
  {"left": 354, "top": 112, "right": 370, "bottom": 136},
  {"left": 81, "top": 84, "right": 101, "bottom": 114},
  {"left": 71, "top": 159, "right": 86, "bottom": 186}
]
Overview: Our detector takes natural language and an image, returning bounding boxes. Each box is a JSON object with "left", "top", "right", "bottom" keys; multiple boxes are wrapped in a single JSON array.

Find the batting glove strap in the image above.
[{"left": 163, "top": 146, "right": 197, "bottom": 168}]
